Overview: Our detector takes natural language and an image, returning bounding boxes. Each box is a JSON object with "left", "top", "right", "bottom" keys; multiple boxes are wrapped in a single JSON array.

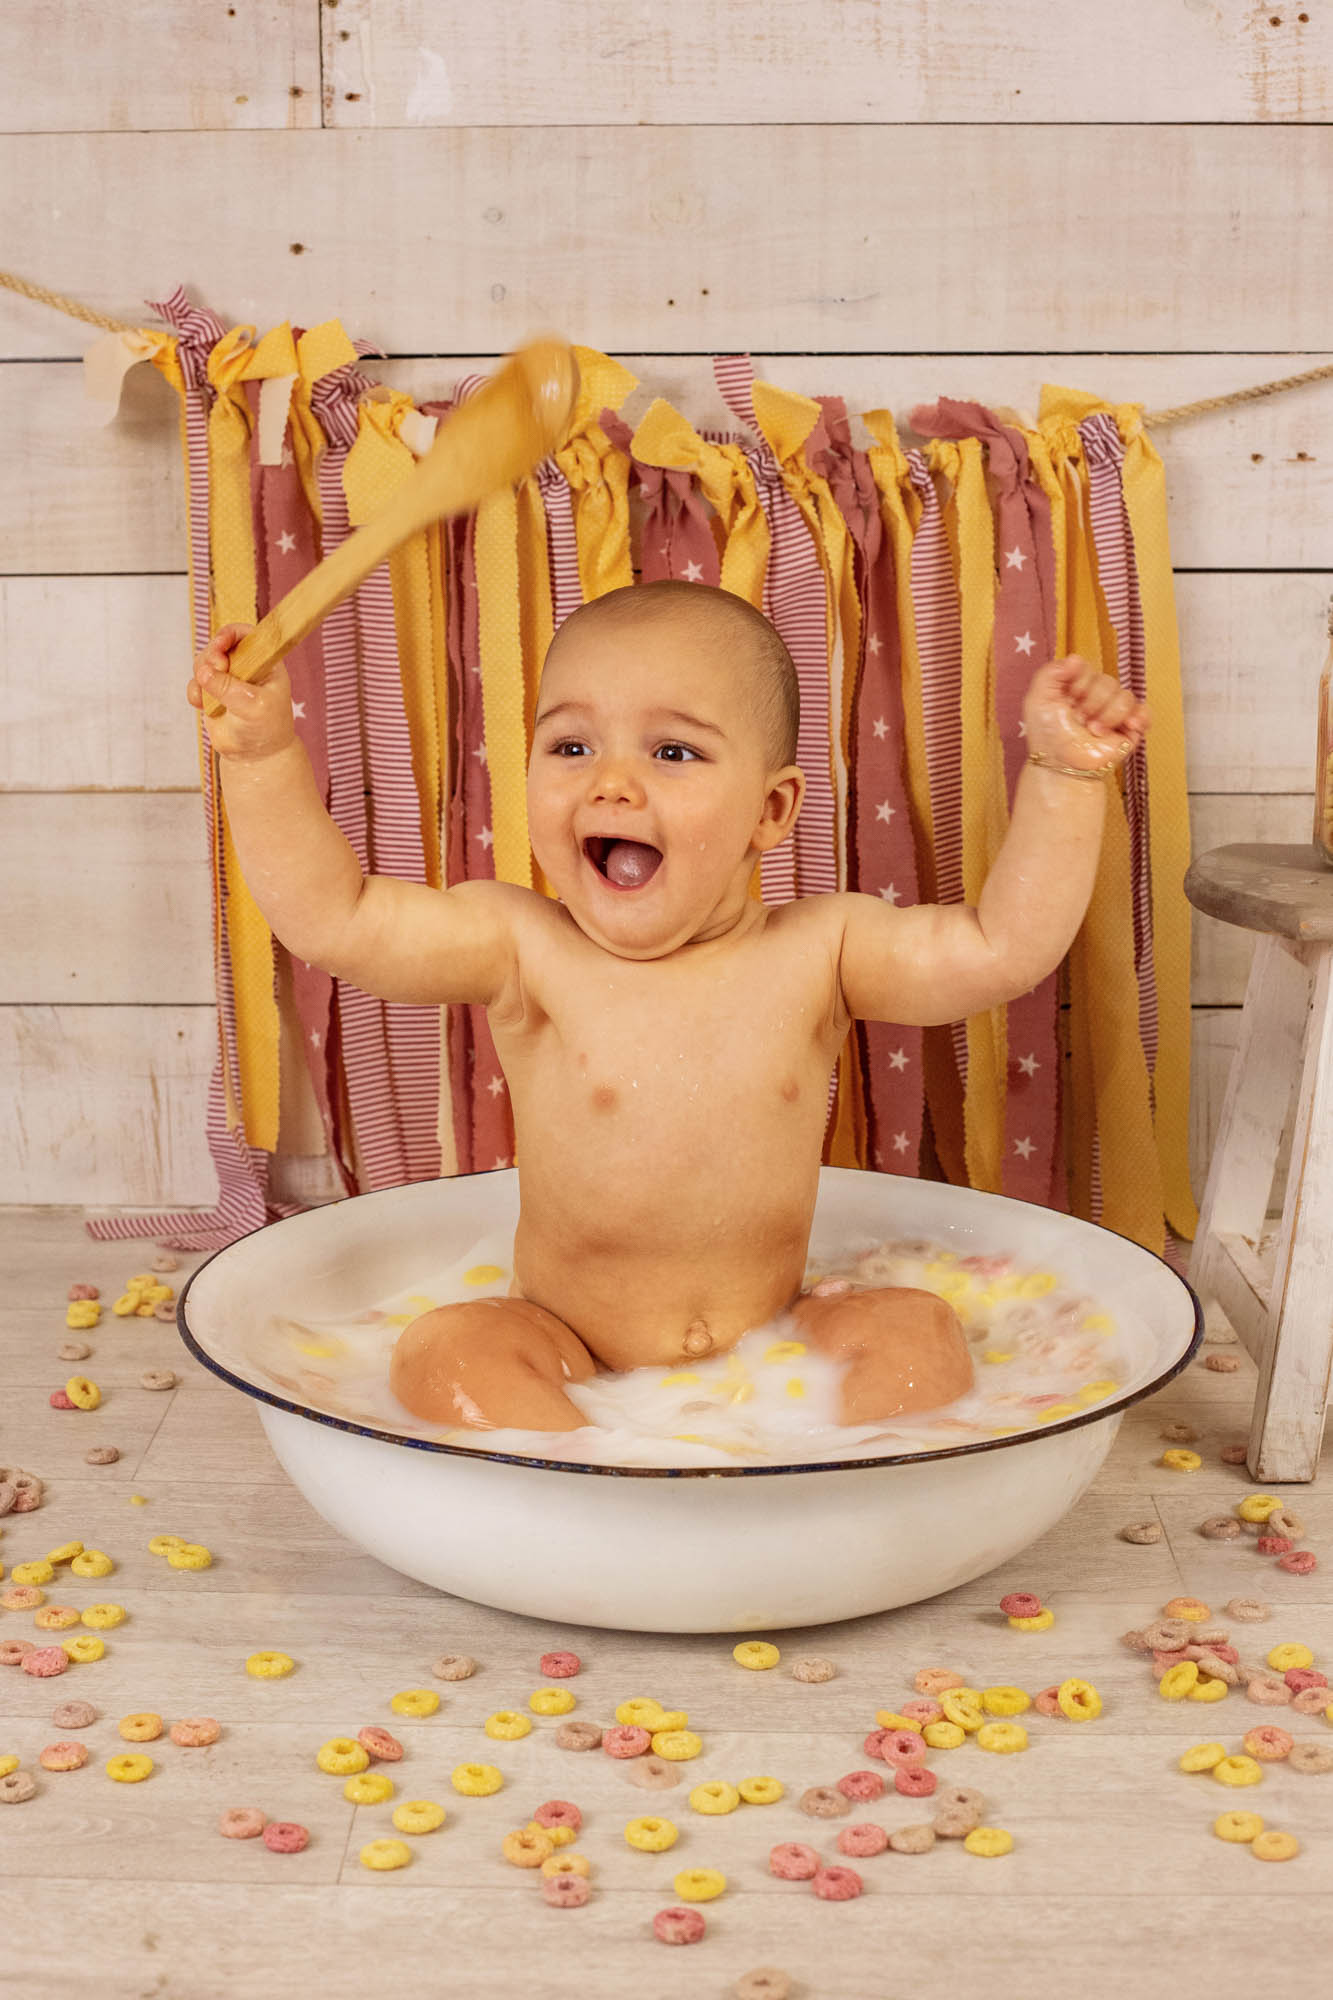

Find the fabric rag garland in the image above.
[{"left": 85, "top": 291, "right": 1196, "bottom": 1258}]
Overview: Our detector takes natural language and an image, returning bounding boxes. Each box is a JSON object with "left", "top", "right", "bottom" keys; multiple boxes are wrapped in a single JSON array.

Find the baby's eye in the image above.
[
  {"left": 550, "top": 739, "right": 587, "bottom": 757},
  {"left": 656, "top": 743, "right": 700, "bottom": 763}
]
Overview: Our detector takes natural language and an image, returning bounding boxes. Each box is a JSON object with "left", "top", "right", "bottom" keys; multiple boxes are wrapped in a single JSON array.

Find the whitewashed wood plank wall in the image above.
[{"left": 1, "top": 3, "right": 1330, "bottom": 1210}]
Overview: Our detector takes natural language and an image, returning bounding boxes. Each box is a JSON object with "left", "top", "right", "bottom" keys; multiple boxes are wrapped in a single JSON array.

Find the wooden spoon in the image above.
[{"left": 203, "top": 336, "right": 579, "bottom": 716}]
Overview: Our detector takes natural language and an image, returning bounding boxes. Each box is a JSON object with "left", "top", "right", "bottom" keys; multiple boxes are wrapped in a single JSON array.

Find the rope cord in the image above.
[{"left": 4, "top": 263, "right": 1333, "bottom": 428}]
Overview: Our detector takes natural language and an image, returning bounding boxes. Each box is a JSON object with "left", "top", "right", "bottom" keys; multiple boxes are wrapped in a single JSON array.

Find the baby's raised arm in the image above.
[{"left": 187, "top": 626, "right": 518, "bottom": 1006}]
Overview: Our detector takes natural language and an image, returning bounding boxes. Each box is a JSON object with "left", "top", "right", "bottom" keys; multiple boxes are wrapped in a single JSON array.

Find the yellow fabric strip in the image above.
[
  {"left": 206, "top": 326, "right": 280, "bottom": 1149},
  {"left": 474, "top": 484, "right": 531, "bottom": 889}
]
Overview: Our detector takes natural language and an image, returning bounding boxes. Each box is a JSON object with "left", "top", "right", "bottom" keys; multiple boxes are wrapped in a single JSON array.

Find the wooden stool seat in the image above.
[{"left": 1186, "top": 844, "right": 1333, "bottom": 1482}]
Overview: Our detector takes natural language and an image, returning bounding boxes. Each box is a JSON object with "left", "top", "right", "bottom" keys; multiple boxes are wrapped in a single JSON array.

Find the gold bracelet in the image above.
[{"left": 1026, "top": 749, "right": 1116, "bottom": 783}]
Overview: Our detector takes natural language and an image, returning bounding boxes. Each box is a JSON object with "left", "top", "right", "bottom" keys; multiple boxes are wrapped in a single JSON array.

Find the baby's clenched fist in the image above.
[{"left": 186, "top": 624, "right": 297, "bottom": 763}]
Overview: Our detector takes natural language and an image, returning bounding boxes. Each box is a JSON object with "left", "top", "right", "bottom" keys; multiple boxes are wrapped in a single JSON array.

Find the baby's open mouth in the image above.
[{"left": 583, "top": 835, "right": 663, "bottom": 890}]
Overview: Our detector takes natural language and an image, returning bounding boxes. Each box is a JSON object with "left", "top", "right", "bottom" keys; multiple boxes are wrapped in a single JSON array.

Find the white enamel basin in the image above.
[{"left": 177, "top": 1167, "right": 1200, "bottom": 1633}]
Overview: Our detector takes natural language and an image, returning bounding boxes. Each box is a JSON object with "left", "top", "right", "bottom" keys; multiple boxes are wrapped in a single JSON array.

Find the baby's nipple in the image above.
[{"left": 682, "top": 1319, "right": 714, "bottom": 1358}]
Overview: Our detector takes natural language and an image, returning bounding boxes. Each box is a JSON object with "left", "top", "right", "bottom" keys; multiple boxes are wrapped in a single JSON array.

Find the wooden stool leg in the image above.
[
  {"left": 1189, "top": 934, "right": 1306, "bottom": 1307},
  {"left": 1248, "top": 943, "right": 1333, "bottom": 1484}
]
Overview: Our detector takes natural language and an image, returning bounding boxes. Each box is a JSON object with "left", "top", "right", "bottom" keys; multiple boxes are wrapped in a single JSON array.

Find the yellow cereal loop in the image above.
[
  {"left": 733, "top": 1641, "right": 780, "bottom": 1670},
  {"left": 484, "top": 1710, "right": 531, "bottom": 1740},
  {"left": 763, "top": 1341, "right": 806, "bottom": 1362},
  {"left": 392, "top": 1799, "right": 447, "bottom": 1834},
  {"left": 1187, "top": 1675, "right": 1229, "bottom": 1703},
  {"left": 1019, "top": 1272, "right": 1057, "bottom": 1297},
  {"left": 1161, "top": 1450, "right": 1202, "bottom": 1472},
  {"left": 106, "top": 1754, "right": 153, "bottom": 1783},
  {"left": 784, "top": 1379, "right": 806, "bottom": 1399},
  {"left": 923, "top": 1721, "right": 966, "bottom": 1750},
  {"left": 1037, "top": 1403, "right": 1080, "bottom": 1423},
  {"left": 316, "top": 1738, "right": 370, "bottom": 1776},
  {"left": 112, "top": 1294, "right": 138, "bottom": 1316},
  {"left": 1212, "top": 1755, "right": 1264, "bottom": 1788},
  {"left": 1007, "top": 1609, "right": 1056, "bottom": 1631},
  {"left": 1266, "top": 1643, "right": 1314, "bottom": 1673},
  {"left": 0, "top": 1754, "right": 18, "bottom": 1779},
  {"left": 129, "top": 1495, "right": 148, "bottom": 1507},
  {"left": 344, "top": 1772, "right": 396, "bottom": 1805},
  {"left": 80, "top": 1604, "right": 126, "bottom": 1629},
  {"left": 653, "top": 1711, "right": 689, "bottom": 1732},
  {"left": 964, "top": 1827, "right": 1014, "bottom": 1857},
  {"left": 463, "top": 1265, "right": 505, "bottom": 1286},
  {"left": 1056, "top": 1679, "right": 1102, "bottom": 1722},
  {"left": 651, "top": 1730, "right": 702, "bottom": 1761},
  {"left": 541, "top": 1851, "right": 591, "bottom": 1877},
  {"left": 615, "top": 1698, "right": 668, "bottom": 1728},
  {"left": 738, "top": 1776, "right": 784, "bottom": 1805},
  {"left": 976, "top": 1723, "right": 1028, "bottom": 1754},
  {"left": 118, "top": 1714, "right": 163, "bottom": 1742},
  {"left": 689, "top": 1780, "right": 741, "bottom": 1814},
  {"left": 660, "top": 1373, "right": 701, "bottom": 1387},
  {"left": 875, "top": 1712, "right": 924, "bottom": 1732},
  {"left": 62, "top": 1635, "right": 105, "bottom": 1663},
  {"left": 1077, "top": 1381, "right": 1119, "bottom": 1404},
  {"left": 673, "top": 1867, "right": 726, "bottom": 1901},
  {"left": 529, "top": 1687, "right": 576, "bottom": 1715},
  {"left": 390, "top": 1689, "right": 440, "bottom": 1718},
  {"left": 982, "top": 1351, "right": 1014, "bottom": 1365},
  {"left": 1236, "top": 1494, "right": 1282, "bottom": 1523},
  {"left": 246, "top": 1651, "right": 296, "bottom": 1678},
  {"left": 360, "top": 1839, "right": 413, "bottom": 1871},
  {"left": 981, "top": 1687, "right": 1031, "bottom": 1717},
  {"left": 625, "top": 1816, "right": 679, "bottom": 1852},
  {"left": 148, "top": 1536, "right": 187, "bottom": 1556},
  {"left": 1180, "top": 1743, "right": 1228, "bottom": 1772},
  {"left": 165, "top": 1545, "right": 211, "bottom": 1570},
  {"left": 65, "top": 1376, "right": 102, "bottom": 1410},
  {"left": 451, "top": 1763, "right": 503, "bottom": 1796},
  {"left": 1159, "top": 1662, "right": 1201, "bottom": 1701},
  {"left": 940, "top": 1691, "right": 985, "bottom": 1733},
  {"left": 1251, "top": 1830, "right": 1300, "bottom": 1861},
  {"left": 503, "top": 1827, "right": 554, "bottom": 1869},
  {"left": 45, "top": 1542, "right": 84, "bottom": 1566},
  {"left": 66, "top": 1303, "right": 99, "bottom": 1328},
  {"left": 1083, "top": 1313, "right": 1114, "bottom": 1333},
  {"left": 1214, "top": 1810, "right": 1265, "bottom": 1842},
  {"left": 10, "top": 1562, "right": 55, "bottom": 1587}
]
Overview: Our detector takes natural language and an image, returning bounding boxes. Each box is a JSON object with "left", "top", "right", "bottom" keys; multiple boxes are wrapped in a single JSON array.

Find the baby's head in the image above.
[{"left": 526, "top": 581, "right": 805, "bottom": 956}]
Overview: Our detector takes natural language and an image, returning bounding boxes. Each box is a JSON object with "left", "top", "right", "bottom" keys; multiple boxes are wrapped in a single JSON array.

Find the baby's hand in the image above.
[
  {"left": 1022, "top": 654, "right": 1151, "bottom": 774},
  {"left": 186, "top": 625, "right": 297, "bottom": 763}
]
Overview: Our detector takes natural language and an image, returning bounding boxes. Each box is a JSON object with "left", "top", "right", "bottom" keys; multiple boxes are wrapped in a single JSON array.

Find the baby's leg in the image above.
[
  {"left": 389, "top": 1297, "right": 597, "bottom": 1432},
  {"left": 787, "top": 1285, "right": 973, "bottom": 1426}
]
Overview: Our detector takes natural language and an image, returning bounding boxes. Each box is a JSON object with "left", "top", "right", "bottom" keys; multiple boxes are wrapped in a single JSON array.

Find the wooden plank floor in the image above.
[{"left": 1, "top": 1207, "right": 1330, "bottom": 1999}]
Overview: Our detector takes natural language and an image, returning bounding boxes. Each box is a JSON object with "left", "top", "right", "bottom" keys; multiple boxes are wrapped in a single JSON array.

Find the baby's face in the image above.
[{"left": 526, "top": 618, "right": 796, "bottom": 959}]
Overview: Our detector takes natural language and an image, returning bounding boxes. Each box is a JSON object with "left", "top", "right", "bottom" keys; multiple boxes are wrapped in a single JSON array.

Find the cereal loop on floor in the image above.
[
  {"left": 246, "top": 1651, "right": 295, "bottom": 1679},
  {"left": 0, "top": 1772, "right": 38, "bottom": 1804},
  {"left": 1161, "top": 1450, "right": 1202, "bottom": 1472},
  {"left": 451, "top": 1763, "right": 502, "bottom": 1796},
  {"left": 554, "top": 1721, "right": 603, "bottom": 1752},
  {"left": 502, "top": 1826, "right": 553, "bottom": 1867},
  {"left": 1214, "top": 1810, "right": 1265, "bottom": 1842},
  {"left": 1287, "top": 1742, "right": 1333, "bottom": 1774},
  {"left": 263, "top": 1822, "right": 309, "bottom": 1852},
  {"left": 390, "top": 1689, "right": 440, "bottom": 1717},
  {"left": 39, "top": 1742, "right": 88, "bottom": 1771},
  {"left": 432, "top": 1653, "right": 477, "bottom": 1680},
  {"left": 914, "top": 1667, "right": 966, "bottom": 1695},
  {"left": 170, "top": 1716, "right": 221, "bottom": 1748},
  {"left": 977, "top": 1722, "right": 1028, "bottom": 1754},
  {"left": 1057, "top": 1678, "right": 1103, "bottom": 1721},
  {"left": 316, "top": 1738, "right": 369, "bottom": 1775},
  {"left": 690, "top": 1780, "right": 741, "bottom": 1814},
  {"left": 738, "top": 1775, "right": 783, "bottom": 1804},
  {"left": 653, "top": 1906, "right": 706, "bottom": 1944},
  {"left": 1226, "top": 1598, "right": 1270, "bottom": 1623},
  {"left": 650, "top": 1729, "right": 701, "bottom": 1762},
  {"left": 80, "top": 1604, "right": 126, "bottom": 1630},
  {"left": 733, "top": 1641, "right": 780, "bottom": 1670},
  {"left": 673, "top": 1867, "right": 726, "bottom": 1902},
  {"left": 1179, "top": 1743, "right": 1227, "bottom": 1773},
  {"left": 35, "top": 1607, "right": 81, "bottom": 1632},
  {"left": 357, "top": 1725, "right": 403, "bottom": 1761},
  {"left": 1212, "top": 1756, "right": 1263, "bottom": 1787},
  {"left": 735, "top": 1974, "right": 791, "bottom": 2000},
  {"left": 106, "top": 1754, "right": 153, "bottom": 1783},
  {"left": 922, "top": 1721, "right": 966, "bottom": 1748},
  {"left": 1242, "top": 1725, "right": 1293, "bottom": 1762},
  {"left": 51, "top": 1700, "right": 96, "bottom": 1731},
  {"left": 118, "top": 1714, "right": 163, "bottom": 1742},
  {"left": 813, "top": 1865, "right": 863, "bottom": 1900},
  {"left": 626, "top": 1815, "right": 678, "bottom": 1851},
  {"left": 1251, "top": 1830, "right": 1300, "bottom": 1861},
  {"left": 539, "top": 1650, "right": 580, "bottom": 1678},
  {"left": 485, "top": 1709, "right": 531, "bottom": 1740},
  {"left": 1008, "top": 1609, "right": 1055, "bottom": 1631},
  {"left": 165, "top": 1546, "right": 210, "bottom": 1571},
  {"left": 20, "top": 1648, "right": 69, "bottom": 1679},
  {"left": 392, "top": 1799, "right": 447, "bottom": 1833},
  {"left": 964, "top": 1826, "right": 1013, "bottom": 1856},
  {"left": 219, "top": 1807, "right": 266, "bottom": 1840},
  {"left": 71, "top": 1551, "right": 114, "bottom": 1578},
  {"left": 529, "top": 1687, "right": 575, "bottom": 1715},
  {"left": 791, "top": 1656, "right": 836, "bottom": 1682}
]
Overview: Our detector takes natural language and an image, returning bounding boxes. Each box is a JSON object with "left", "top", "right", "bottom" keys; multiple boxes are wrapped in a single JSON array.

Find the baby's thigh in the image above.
[
  {"left": 389, "top": 1297, "right": 597, "bottom": 1432},
  {"left": 790, "top": 1285, "right": 973, "bottom": 1422}
]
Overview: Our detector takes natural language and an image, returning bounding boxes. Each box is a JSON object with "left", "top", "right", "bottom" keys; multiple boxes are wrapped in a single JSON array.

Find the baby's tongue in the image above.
[{"left": 603, "top": 840, "right": 661, "bottom": 888}]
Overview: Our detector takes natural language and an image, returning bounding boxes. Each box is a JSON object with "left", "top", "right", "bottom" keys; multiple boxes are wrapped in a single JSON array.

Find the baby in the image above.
[{"left": 190, "top": 579, "right": 1149, "bottom": 1434}]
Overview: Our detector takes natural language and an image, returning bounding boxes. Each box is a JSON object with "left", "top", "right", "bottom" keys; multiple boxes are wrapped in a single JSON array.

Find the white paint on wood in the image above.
[
  {"left": 0, "top": 2, "right": 321, "bottom": 134},
  {"left": 2, "top": 130, "right": 1333, "bottom": 355},
  {"left": 320, "top": 0, "right": 1333, "bottom": 128}
]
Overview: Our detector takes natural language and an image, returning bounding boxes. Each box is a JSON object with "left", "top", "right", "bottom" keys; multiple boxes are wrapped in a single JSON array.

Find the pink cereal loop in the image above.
[
  {"left": 837, "top": 1822, "right": 889, "bottom": 1856},
  {"left": 539, "top": 1651, "right": 581, "bottom": 1678},
  {"left": 357, "top": 1726, "right": 404, "bottom": 1762},
  {"left": 1285, "top": 1668, "right": 1328, "bottom": 1693},
  {"left": 812, "top": 1865, "right": 863, "bottom": 1901},
  {"left": 835, "top": 1770, "right": 885, "bottom": 1801},
  {"left": 914, "top": 1668, "right": 966, "bottom": 1695},
  {"left": 602, "top": 1724, "right": 652, "bottom": 1759},
  {"left": 219, "top": 1807, "right": 266, "bottom": 1840},
  {"left": 533, "top": 1799, "right": 582, "bottom": 1830},
  {"left": 999, "top": 1592, "right": 1042, "bottom": 1619},
  {"left": 0, "top": 1641, "right": 37, "bottom": 1666},
  {"left": 1033, "top": 1686, "right": 1064, "bottom": 1716},
  {"left": 1242, "top": 1725, "right": 1294, "bottom": 1761},
  {"left": 21, "top": 1648, "right": 69, "bottom": 1679},
  {"left": 38, "top": 1741, "right": 88, "bottom": 1771},
  {"left": 769, "top": 1841, "right": 821, "bottom": 1880},
  {"left": 1277, "top": 1550, "right": 1317, "bottom": 1574},
  {"left": 879, "top": 1729, "right": 928, "bottom": 1767},
  {"left": 900, "top": 1698, "right": 943, "bottom": 1725},
  {"left": 895, "top": 1765, "right": 938, "bottom": 1798},
  {"left": 1291, "top": 1686, "right": 1332, "bottom": 1715},
  {"left": 262, "top": 1821, "right": 309, "bottom": 1853},
  {"left": 169, "top": 1717, "right": 221, "bottom": 1747},
  {"left": 652, "top": 1906, "right": 706, "bottom": 1944},
  {"left": 542, "top": 1873, "right": 589, "bottom": 1908}
]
